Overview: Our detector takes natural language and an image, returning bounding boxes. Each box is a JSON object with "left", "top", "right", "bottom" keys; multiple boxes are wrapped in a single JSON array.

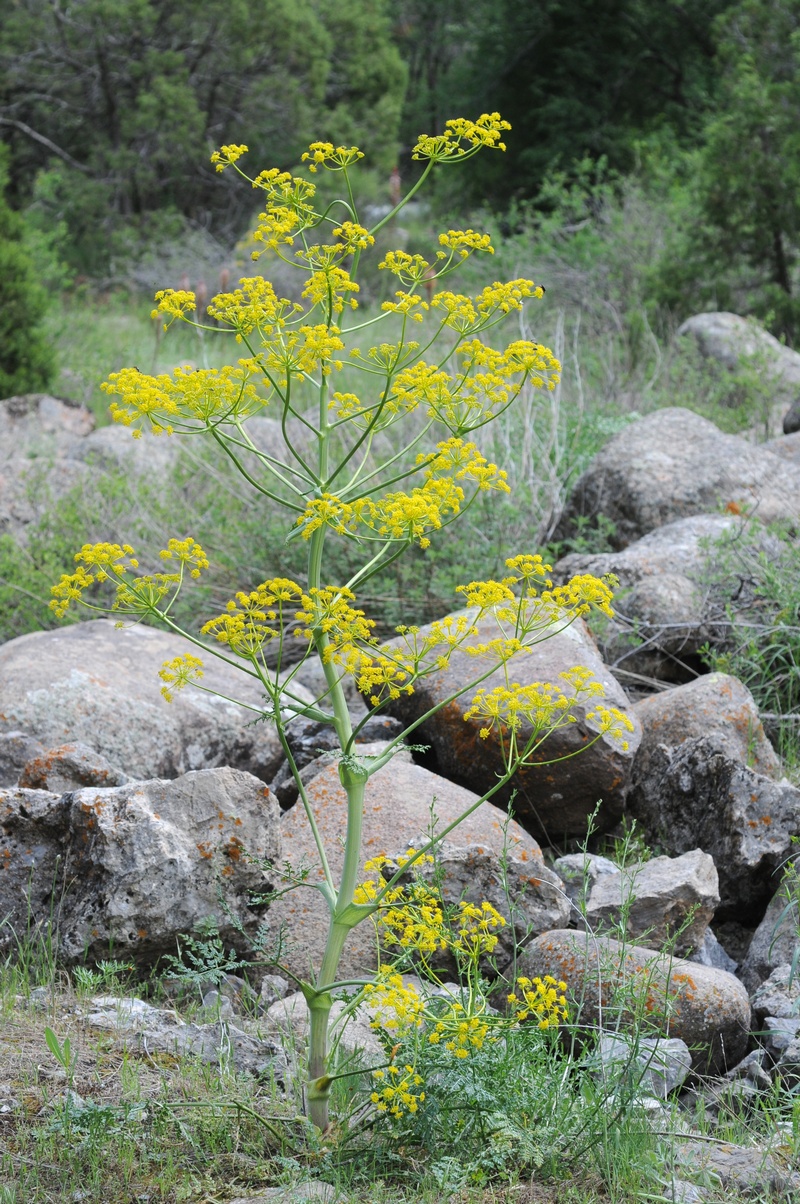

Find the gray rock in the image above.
[
  {"left": 760, "top": 1015, "right": 800, "bottom": 1060},
  {"left": 19, "top": 742, "right": 129, "bottom": 793},
  {"left": 0, "top": 731, "right": 45, "bottom": 788},
  {"left": 553, "top": 515, "right": 743, "bottom": 682},
  {"left": 679, "top": 1136, "right": 800, "bottom": 1196},
  {"left": 686, "top": 928, "right": 738, "bottom": 974},
  {"left": 517, "top": 929, "right": 751, "bottom": 1073},
  {"left": 594, "top": 1033, "right": 692, "bottom": 1098},
  {"left": 585, "top": 849, "right": 720, "bottom": 956},
  {"left": 633, "top": 674, "right": 780, "bottom": 781},
  {"left": 229, "top": 1185, "right": 334, "bottom": 1204},
  {"left": 56, "top": 767, "right": 281, "bottom": 965},
  {"left": 0, "top": 620, "right": 291, "bottom": 783},
  {"left": 678, "top": 311, "right": 800, "bottom": 386},
  {"left": 552, "top": 851, "right": 620, "bottom": 917},
  {"left": 0, "top": 395, "right": 94, "bottom": 538},
  {"left": 765, "top": 429, "right": 800, "bottom": 462},
  {"left": 553, "top": 407, "right": 800, "bottom": 551},
  {"left": 0, "top": 787, "right": 69, "bottom": 941},
  {"left": 751, "top": 964, "right": 800, "bottom": 1022},
  {"left": 740, "top": 882, "right": 799, "bottom": 992},
  {"left": 200, "top": 990, "right": 236, "bottom": 1021},
  {"left": 138, "top": 1019, "right": 287, "bottom": 1080},
  {"left": 382, "top": 611, "right": 641, "bottom": 841},
  {"left": 627, "top": 733, "right": 800, "bottom": 918},
  {"left": 259, "top": 974, "right": 291, "bottom": 1010},
  {"left": 69, "top": 423, "right": 181, "bottom": 476},
  {"left": 774, "top": 1034, "right": 800, "bottom": 1084},
  {"left": 724, "top": 1048, "right": 773, "bottom": 1090},
  {"left": 83, "top": 994, "right": 182, "bottom": 1033}
]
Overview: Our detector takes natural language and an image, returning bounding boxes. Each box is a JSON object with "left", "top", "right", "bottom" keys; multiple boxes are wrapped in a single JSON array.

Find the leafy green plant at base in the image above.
[{"left": 47, "top": 114, "right": 634, "bottom": 1133}]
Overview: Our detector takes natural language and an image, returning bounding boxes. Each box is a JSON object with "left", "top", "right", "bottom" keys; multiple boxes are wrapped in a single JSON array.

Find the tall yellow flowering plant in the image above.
[{"left": 51, "top": 114, "right": 632, "bottom": 1131}]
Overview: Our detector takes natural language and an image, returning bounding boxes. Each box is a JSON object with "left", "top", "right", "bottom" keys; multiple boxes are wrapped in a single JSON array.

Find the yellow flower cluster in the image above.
[
  {"left": 50, "top": 539, "right": 208, "bottom": 619},
  {"left": 103, "top": 363, "right": 264, "bottom": 435},
  {"left": 210, "top": 143, "right": 248, "bottom": 172},
  {"left": 428, "top": 1002, "right": 491, "bottom": 1058},
  {"left": 206, "top": 277, "right": 302, "bottom": 338},
  {"left": 371, "top": 1063, "right": 425, "bottom": 1118},
  {"left": 202, "top": 577, "right": 307, "bottom": 659},
  {"left": 438, "top": 229, "right": 495, "bottom": 257},
  {"left": 465, "top": 681, "right": 575, "bottom": 740},
  {"left": 451, "top": 900, "right": 506, "bottom": 957},
  {"left": 264, "top": 325, "right": 345, "bottom": 380},
  {"left": 301, "top": 142, "right": 364, "bottom": 172},
  {"left": 585, "top": 702, "right": 636, "bottom": 750},
  {"left": 159, "top": 537, "right": 210, "bottom": 578},
  {"left": 159, "top": 653, "right": 204, "bottom": 702},
  {"left": 378, "top": 250, "right": 433, "bottom": 286},
  {"left": 507, "top": 976, "right": 569, "bottom": 1029},
  {"left": 363, "top": 972, "right": 424, "bottom": 1034},
  {"left": 251, "top": 169, "right": 317, "bottom": 252},
  {"left": 332, "top": 221, "right": 375, "bottom": 252},
  {"left": 423, "top": 437, "right": 510, "bottom": 494},
  {"left": 152, "top": 289, "right": 196, "bottom": 325},
  {"left": 300, "top": 264, "right": 359, "bottom": 316},
  {"left": 413, "top": 113, "right": 511, "bottom": 162}
]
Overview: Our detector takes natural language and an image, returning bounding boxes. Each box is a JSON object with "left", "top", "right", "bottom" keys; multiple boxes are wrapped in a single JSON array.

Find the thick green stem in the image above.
[{"left": 305, "top": 767, "right": 368, "bottom": 1130}]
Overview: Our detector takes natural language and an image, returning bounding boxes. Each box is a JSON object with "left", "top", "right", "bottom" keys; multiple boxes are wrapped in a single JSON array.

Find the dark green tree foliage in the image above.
[
  {"left": 0, "top": 0, "right": 405, "bottom": 270},
  {"left": 393, "top": 0, "right": 730, "bottom": 201},
  {"left": 0, "top": 145, "right": 53, "bottom": 397},
  {"left": 694, "top": 0, "right": 800, "bottom": 336}
]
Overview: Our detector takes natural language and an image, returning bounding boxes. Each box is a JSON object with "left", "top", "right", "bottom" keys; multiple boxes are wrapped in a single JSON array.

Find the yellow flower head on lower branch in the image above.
[
  {"left": 377, "top": 880, "right": 449, "bottom": 955},
  {"left": 428, "top": 1001, "right": 491, "bottom": 1057},
  {"left": 378, "top": 250, "right": 433, "bottom": 288},
  {"left": 102, "top": 363, "right": 264, "bottom": 435},
  {"left": 371, "top": 1063, "right": 425, "bottom": 1117},
  {"left": 452, "top": 900, "right": 506, "bottom": 957},
  {"left": 363, "top": 477, "right": 463, "bottom": 549},
  {"left": 507, "top": 976, "right": 569, "bottom": 1029},
  {"left": 159, "top": 654, "right": 204, "bottom": 702},
  {"left": 363, "top": 971, "right": 425, "bottom": 1034},
  {"left": 464, "top": 681, "right": 573, "bottom": 740},
  {"left": 539, "top": 572, "right": 617, "bottom": 620}
]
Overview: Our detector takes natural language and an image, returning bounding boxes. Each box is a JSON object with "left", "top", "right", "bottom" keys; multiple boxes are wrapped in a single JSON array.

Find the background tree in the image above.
[
  {"left": 692, "top": 0, "right": 800, "bottom": 338},
  {"left": 0, "top": 0, "right": 405, "bottom": 272},
  {"left": 0, "top": 143, "right": 53, "bottom": 396}
]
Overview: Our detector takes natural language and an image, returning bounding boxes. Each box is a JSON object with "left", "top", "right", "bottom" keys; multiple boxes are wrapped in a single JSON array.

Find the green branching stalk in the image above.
[{"left": 48, "top": 114, "right": 635, "bottom": 1135}]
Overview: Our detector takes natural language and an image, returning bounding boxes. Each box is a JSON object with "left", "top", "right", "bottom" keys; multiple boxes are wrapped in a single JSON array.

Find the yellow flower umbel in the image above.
[{"left": 507, "top": 976, "right": 569, "bottom": 1029}]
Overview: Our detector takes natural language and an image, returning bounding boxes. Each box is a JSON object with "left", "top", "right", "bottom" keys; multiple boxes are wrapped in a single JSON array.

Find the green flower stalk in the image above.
[{"left": 50, "top": 113, "right": 632, "bottom": 1132}]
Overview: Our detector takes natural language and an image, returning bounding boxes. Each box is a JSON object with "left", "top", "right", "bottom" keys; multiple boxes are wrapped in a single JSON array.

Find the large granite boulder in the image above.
[
  {"left": 553, "top": 408, "right": 800, "bottom": 551},
  {"left": 627, "top": 733, "right": 800, "bottom": 919},
  {"left": 633, "top": 674, "right": 780, "bottom": 781},
  {"left": 553, "top": 515, "right": 749, "bottom": 681},
  {"left": 0, "top": 620, "right": 292, "bottom": 783},
  {"left": 677, "top": 312, "right": 800, "bottom": 388},
  {"left": 264, "top": 747, "right": 560, "bottom": 983},
  {"left": 0, "top": 394, "right": 93, "bottom": 537},
  {"left": 0, "top": 767, "right": 280, "bottom": 964},
  {"left": 584, "top": 849, "right": 720, "bottom": 956},
  {"left": 517, "top": 929, "right": 751, "bottom": 1073},
  {"left": 382, "top": 612, "right": 640, "bottom": 843}
]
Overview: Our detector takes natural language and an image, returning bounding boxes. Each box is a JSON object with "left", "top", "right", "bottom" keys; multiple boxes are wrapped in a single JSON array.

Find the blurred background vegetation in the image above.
[{"left": 2, "top": 0, "right": 800, "bottom": 673}]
